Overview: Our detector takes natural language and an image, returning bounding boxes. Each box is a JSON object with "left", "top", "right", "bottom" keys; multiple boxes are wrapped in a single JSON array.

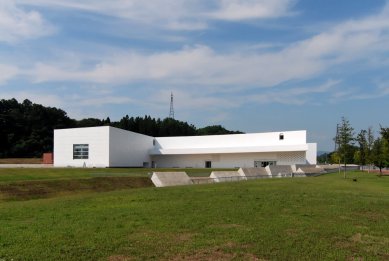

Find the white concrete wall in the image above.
[
  {"left": 277, "top": 151, "right": 307, "bottom": 165},
  {"left": 152, "top": 152, "right": 281, "bottom": 168},
  {"left": 154, "top": 130, "right": 306, "bottom": 150},
  {"left": 109, "top": 127, "right": 154, "bottom": 167},
  {"left": 306, "top": 143, "right": 317, "bottom": 165},
  {"left": 54, "top": 127, "right": 110, "bottom": 167}
]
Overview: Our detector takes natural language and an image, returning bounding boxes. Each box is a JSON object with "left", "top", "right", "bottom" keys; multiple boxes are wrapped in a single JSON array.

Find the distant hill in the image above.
[{"left": 317, "top": 151, "right": 330, "bottom": 156}]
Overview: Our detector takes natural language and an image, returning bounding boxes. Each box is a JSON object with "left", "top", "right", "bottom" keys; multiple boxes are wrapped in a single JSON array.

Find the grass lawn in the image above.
[{"left": 0, "top": 170, "right": 388, "bottom": 260}]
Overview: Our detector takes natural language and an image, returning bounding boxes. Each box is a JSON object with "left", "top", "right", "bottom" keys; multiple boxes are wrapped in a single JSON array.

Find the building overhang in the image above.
[{"left": 149, "top": 144, "right": 308, "bottom": 155}]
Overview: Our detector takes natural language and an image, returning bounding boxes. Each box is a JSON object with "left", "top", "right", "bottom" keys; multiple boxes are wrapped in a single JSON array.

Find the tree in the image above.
[
  {"left": 330, "top": 152, "right": 341, "bottom": 164},
  {"left": 355, "top": 129, "right": 368, "bottom": 166},
  {"left": 380, "top": 126, "right": 389, "bottom": 142},
  {"left": 336, "top": 117, "right": 355, "bottom": 178},
  {"left": 353, "top": 150, "right": 361, "bottom": 165},
  {"left": 196, "top": 125, "right": 243, "bottom": 135},
  {"left": 366, "top": 127, "right": 375, "bottom": 172},
  {"left": 372, "top": 138, "right": 389, "bottom": 175}
]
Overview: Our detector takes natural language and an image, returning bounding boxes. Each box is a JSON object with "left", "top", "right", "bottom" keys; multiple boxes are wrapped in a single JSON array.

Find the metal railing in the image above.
[{"left": 190, "top": 173, "right": 314, "bottom": 184}]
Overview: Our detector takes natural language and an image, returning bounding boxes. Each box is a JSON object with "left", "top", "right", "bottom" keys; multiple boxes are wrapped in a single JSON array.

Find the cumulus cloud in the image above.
[
  {"left": 0, "top": 1, "right": 54, "bottom": 43},
  {"left": 15, "top": 2, "right": 387, "bottom": 91}
]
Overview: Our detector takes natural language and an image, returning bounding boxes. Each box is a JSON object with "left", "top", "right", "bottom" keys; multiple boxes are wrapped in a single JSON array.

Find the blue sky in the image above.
[{"left": 1, "top": 0, "right": 389, "bottom": 151}]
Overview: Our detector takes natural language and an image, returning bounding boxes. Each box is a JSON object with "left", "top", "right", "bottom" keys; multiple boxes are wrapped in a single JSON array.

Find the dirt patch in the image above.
[
  {"left": 169, "top": 242, "right": 266, "bottom": 261},
  {"left": 170, "top": 248, "right": 265, "bottom": 261},
  {"left": 344, "top": 233, "right": 389, "bottom": 258},
  {"left": 174, "top": 233, "right": 194, "bottom": 242},
  {"left": 285, "top": 228, "right": 299, "bottom": 237},
  {"left": 350, "top": 233, "right": 362, "bottom": 243},
  {"left": 346, "top": 257, "right": 364, "bottom": 261},
  {"left": 0, "top": 177, "right": 153, "bottom": 201},
  {"left": 170, "top": 249, "right": 236, "bottom": 261},
  {"left": 108, "top": 255, "right": 133, "bottom": 261},
  {"left": 355, "top": 211, "right": 385, "bottom": 222}
]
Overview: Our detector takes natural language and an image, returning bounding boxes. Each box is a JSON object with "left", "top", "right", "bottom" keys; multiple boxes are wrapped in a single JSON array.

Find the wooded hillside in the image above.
[{"left": 0, "top": 99, "right": 242, "bottom": 157}]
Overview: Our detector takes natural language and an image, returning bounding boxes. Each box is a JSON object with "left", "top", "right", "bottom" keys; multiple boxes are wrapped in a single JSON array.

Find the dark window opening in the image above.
[
  {"left": 279, "top": 133, "right": 284, "bottom": 140},
  {"left": 205, "top": 161, "right": 212, "bottom": 168}
]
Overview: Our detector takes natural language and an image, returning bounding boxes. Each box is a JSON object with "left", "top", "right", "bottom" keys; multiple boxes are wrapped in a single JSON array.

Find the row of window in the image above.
[{"left": 205, "top": 161, "right": 277, "bottom": 168}]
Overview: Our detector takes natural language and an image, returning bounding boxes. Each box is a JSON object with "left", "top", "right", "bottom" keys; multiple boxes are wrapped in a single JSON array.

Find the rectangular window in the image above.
[{"left": 73, "top": 144, "right": 89, "bottom": 159}]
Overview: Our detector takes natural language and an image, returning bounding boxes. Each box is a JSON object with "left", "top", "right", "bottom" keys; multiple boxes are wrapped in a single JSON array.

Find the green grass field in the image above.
[{"left": 0, "top": 169, "right": 388, "bottom": 260}]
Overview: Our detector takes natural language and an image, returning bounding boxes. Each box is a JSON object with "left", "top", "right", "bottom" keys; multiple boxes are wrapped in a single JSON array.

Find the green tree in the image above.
[
  {"left": 196, "top": 125, "right": 243, "bottom": 135},
  {"left": 336, "top": 117, "right": 355, "bottom": 178},
  {"left": 366, "top": 127, "right": 375, "bottom": 172},
  {"left": 355, "top": 129, "right": 367, "bottom": 165},
  {"left": 372, "top": 138, "right": 389, "bottom": 175},
  {"left": 330, "top": 152, "right": 341, "bottom": 164},
  {"left": 380, "top": 126, "right": 389, "bottom": 142},
  {"left": 353, "top": 150, "right": 361, "bottom": 165}
]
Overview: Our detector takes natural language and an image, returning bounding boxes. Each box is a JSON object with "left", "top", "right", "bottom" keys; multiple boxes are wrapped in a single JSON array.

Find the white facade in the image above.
[
  {"left": 54, "top": 127, "right": 317, "bottom": 168},
  {"left": 54, "top": 126, "right": 153, "bottom": 167}
]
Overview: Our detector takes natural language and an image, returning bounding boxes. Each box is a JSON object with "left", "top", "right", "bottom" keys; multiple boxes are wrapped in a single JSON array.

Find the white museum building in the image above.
[{"left": 53, "top": 126, "right": 317, "bottom": 168}]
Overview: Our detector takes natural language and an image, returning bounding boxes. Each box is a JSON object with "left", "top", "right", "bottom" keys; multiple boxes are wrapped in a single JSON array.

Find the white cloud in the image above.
[
  {"left": 77, "top": 96, "right": 134, "bottom": 107},
  {"left": 209, "top": 0, "right": 296, "bottom": 21},
  {"left": 0, "top": 1, "right": 54, "bottom": 43},
  {"left": 26, "top": 44, "right": 322, "bottom": 87},
  {"left": 20, "top": 2, "right": 389, "bottom": 90},
  {"left": 16, "top": 0, "right": 295, "bottom": 31},
  {"left": 247, "top": 80, "right": 340, "bottom": 105},
  {"left": 0, "top": 64, "right": 19, "bottom": 84},
  {"left": 16, "top": 0, "right": 208, "bottom": 31},
  {"left": 330, "top": 82, "right": 389, "bottom": 102},
  {"left": 148, "top": 89, "right": 240, "bottom": 111}
]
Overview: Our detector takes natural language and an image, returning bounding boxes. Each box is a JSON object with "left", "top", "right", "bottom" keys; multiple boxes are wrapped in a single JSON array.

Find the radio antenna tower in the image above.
[{"left": 169, "top": 92, "right": 174, "bottom": 119}]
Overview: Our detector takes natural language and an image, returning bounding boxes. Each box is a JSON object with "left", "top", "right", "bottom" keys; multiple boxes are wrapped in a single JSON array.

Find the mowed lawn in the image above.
[{"left": 0, "top": 170, "right": 388, "bottom": 260}]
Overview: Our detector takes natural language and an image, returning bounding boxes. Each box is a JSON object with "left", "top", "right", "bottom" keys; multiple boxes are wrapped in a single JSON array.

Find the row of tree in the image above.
[
  {"left": 0, "top": 98, "right": 242, "bottom": 158},
  {"left": 322, "top": 117, "right": 389, "bottom": 175}
]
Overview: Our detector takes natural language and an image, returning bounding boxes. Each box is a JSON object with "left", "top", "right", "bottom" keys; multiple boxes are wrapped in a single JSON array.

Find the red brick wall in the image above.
[{"left": 42, "top": 153, "right": 53, "bottom": 164}]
